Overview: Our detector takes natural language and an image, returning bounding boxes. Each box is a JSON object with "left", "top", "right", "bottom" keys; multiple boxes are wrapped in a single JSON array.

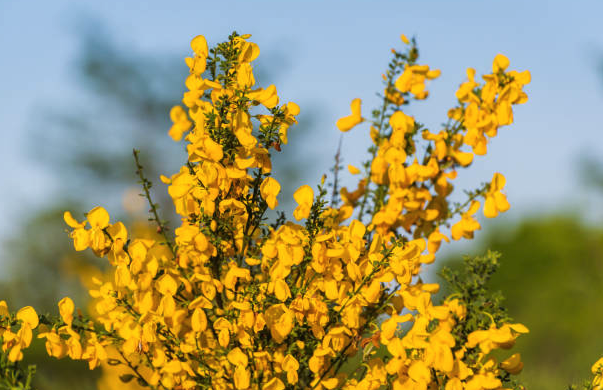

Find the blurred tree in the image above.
[
  {"left": 438, "top": 215, "right": 603, "bottom": 390},
  {"left": 0, "top": 23, "right": 318, "bottom": 390}
]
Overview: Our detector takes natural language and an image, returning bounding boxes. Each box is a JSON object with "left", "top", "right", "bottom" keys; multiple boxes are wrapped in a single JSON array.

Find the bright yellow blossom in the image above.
[{"left": 336, "top": 98, "right": 364, "bottom": 132}]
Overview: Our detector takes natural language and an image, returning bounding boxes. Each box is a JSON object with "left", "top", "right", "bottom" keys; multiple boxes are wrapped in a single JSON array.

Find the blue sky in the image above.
[{"left": 2, "top": 0, "right": 603, "bottom": 252}]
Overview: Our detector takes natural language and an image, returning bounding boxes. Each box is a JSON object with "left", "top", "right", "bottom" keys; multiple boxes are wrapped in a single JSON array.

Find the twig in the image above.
[
  {"left": 330, "top": 135, "right": 344, "bottom": 208},
  {"left": 132, "top": 149, "right": 174, "bottom": 252}
]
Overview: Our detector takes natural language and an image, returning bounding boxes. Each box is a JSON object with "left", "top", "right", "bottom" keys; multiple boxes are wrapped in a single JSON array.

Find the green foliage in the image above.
[
  {"left": 440, "top": 251, "right": 512, "bottom": 345},
  {"left": 440, "top": 216, "right": 603, "bottom": 390},
  {"left": 0, "top": 344, "right": 35, "bottom": 390}
]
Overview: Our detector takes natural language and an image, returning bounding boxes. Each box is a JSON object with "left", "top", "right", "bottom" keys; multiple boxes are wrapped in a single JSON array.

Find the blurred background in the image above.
[{"left": 2, "top": 1, "right": 603, "bottom": 389}]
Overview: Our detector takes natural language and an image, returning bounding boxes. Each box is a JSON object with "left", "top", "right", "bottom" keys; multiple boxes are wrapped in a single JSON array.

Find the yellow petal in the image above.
[
  {"left": 8, "top": 346, "right": 23, "bottom": 362},
  {"left": 494, "top": 192, "right": 510, "bottom": 213},
  {"left": 16, "top": 306, "right": 39, "bottom": 329},
  {"left": 400, "top": 34, "right": 410, "bottom": 44},
  {"left": 191, "top": 308, "right": 207, "bottom": 332},
  {"left": 293, "top": 185, "right": 314, "bottom": 206},
  {"left": 408, "top": 361, "right": 431, "bottom": 384},
  {"left": 493, "top": 53, "right": 510, "bottom": 72},
  {"left": 484, "top": 195, "right": 498, "bottom": 218},
  {"left": 467, "top": 200, "right": 481, "bottom": 215},
  {"left": 157, "top": 274, "right": 178, "bottom": 296},
  {"left": 509, "top": 323, "right": 529, "bottom": 333},
  {"left": 190, "top": 35, "right": 208, "bottom": 58},
  {"left": 347, "top": 165, "right": 360, "bottom": 175},
  {"left": 260, "top": 177, "right": 281, "bottom": 210},
  {"left": 336, "top": 98, "right": 363, "bottom": 132},
  {"left": 234, "top": 366, "right": 251, "bottom": 389},
  {"left": 286, "top": 101, "right": 300, "bottom": 116},
  {"left": 63, "top": 211, "right": 85, "bottom": 228},
  {"left": 453, "top": 151, "right": 474, "bottom": 167},
  {"left": 501, "top": 353, "right": 524, "bottom": 374},
  {"left": 516, "top": 70, "right": 531, "bottom": 85},
  {"left": 492, "top": 172, "right": 506, "bottom": 190},
  {"left": 426, "top": 69, "right": 441, "bottom": 79},
  {"left": 591, "top": 357, "right": 603, "bottom": 374},
  {"left": 227, "top": 347, "right": 249, "bottom": 367},
  {"left": 263, "top": 377, "right": 285, "bottom": 390},
  {"left": 87, "top": 206, "right": 110, "bottom": 229},
  {"left": 58, "top": 297, "right": 74, "bottom": 326},
  {"left": 282, "top": 354, "right": 299, "bottom": 372}
]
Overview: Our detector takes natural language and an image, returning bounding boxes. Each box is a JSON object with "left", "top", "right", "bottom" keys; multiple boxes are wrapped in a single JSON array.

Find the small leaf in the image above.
[{"left": 119, "top": 374, "right": 135, "bottom": 383}]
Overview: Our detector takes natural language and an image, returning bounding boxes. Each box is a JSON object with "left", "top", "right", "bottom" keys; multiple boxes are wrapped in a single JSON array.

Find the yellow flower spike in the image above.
[
  {"left": 16, "top": 306, "right": 39, "bottom": 329},
  {"left": 87, "top": 206, "right": 110, "bottom": 229},
  {"left": 347, "top": 164, "right": 361, "bottom": 175},
  {"left": 400, "top": 34, "right": 410, "bottom": 44},
  {"left": 493, "top": 53, "right": 510, "bottom": 72},
  {"left": 58, "top": 297, "right": 74, "bottom": 326},
  {"left": 293, "top": 185, "right": 314, "bottom": 220},
  {"left": 260, "top": 177, "right": 281, "bottom": 210},
  {"left": 336, "top": 98, "right": 364, "bottom": 132},
  {"left": 501, "top": 353, "right": 524, "bottom": 374}
]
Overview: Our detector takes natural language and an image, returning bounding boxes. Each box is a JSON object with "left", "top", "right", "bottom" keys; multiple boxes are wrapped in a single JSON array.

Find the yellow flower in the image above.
[
  {"left": 58, "top": 297, "right": 74, "bottom": 326},
  {"left": 265, "top": 304, "right": 294, "bottom": 343},
  {"left": 484, "top": 172, "right": 510, "bottom": 218},
  {"left": 492, "top": 53, "right": 510, "bottom": 73},
  {"left": 451, "top": 201, "right": 481, "bottom": 240},
  {"left": 336, "top": 98, "right": 364, "bottom": 132},
  {"left": 260, "top": 177, "right": 281, "bottom": 210},
  {"left": 263, "top": 377, "right": 285, "bottom": 390},
  {"left": 293, "top": 185, "right": 314, "bottom": 220},
  {"left": 501, "top": 353, "right": 524, "bottom": 374},
  {"left": 16, "top": 306, "right": 39, "bottom": 329},
  {"left": 347, "top": 164, "right": 361, "bottom": 175}
]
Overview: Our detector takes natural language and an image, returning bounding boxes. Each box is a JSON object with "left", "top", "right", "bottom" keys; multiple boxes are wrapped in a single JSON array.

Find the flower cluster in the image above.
[{"left": 0, "top": 32, "right": 544, "bottom": 390}]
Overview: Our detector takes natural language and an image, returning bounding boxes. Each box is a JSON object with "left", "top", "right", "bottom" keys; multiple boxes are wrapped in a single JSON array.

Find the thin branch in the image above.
[
  {"left": 132, "top": 149, "right": 174, "bottom": 252},
  {"left": 330, "top": 134, "right": 344, "bottom": 208}
]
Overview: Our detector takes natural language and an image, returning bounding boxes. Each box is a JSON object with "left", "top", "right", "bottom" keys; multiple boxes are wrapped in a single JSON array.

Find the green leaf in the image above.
[{"left": 119, "top": 374, "right": 135, "bottom": 383}]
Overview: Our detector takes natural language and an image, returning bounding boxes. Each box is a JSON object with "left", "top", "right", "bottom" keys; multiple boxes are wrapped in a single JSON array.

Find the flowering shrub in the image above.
[{"left": 1, "top": 31, "right": 600, "bottom": 390}]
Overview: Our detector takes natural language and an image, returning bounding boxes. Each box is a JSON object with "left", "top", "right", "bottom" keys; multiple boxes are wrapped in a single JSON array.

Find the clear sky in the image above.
[{"left": 2, "top": 0, "right": 603, "bottom": 249}]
